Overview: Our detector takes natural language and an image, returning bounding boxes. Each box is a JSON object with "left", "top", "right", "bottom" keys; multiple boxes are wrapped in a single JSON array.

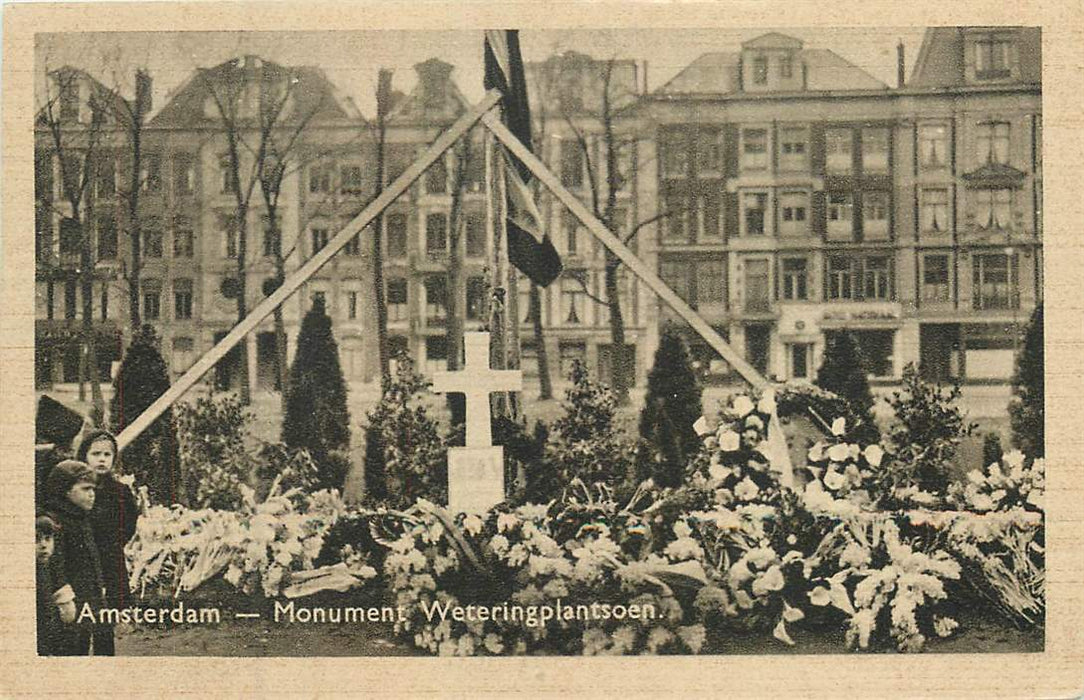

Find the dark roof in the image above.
[
  {"left": 909, "top": 27, "right": 1042, "bottom": 88},
  {"left": 36, "top": 66, "right": 136, "bottom": 128}
]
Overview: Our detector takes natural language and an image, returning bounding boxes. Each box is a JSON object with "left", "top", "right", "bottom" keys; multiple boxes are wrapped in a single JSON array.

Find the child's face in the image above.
[
  {"left": 36, "top": 534, "right": 54, "bottom": 563},
  {"left": 85, "top": 439, "right": 115, "bottom": 473},
  {"left": 66, "top": 481, "right": 96, "bottom": 511}
]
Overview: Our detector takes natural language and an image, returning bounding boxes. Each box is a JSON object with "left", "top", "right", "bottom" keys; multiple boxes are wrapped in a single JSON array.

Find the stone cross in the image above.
[{"left": 432, "top": 332, "right": 522, "bottom": 512}]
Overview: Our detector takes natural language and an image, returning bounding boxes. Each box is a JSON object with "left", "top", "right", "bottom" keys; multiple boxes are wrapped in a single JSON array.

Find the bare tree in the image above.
[
  {"left": 372, "top": 69, "right": 394, "bottom": 386},
  {"left": 37, "top": 67, "right": 118, "bottom": 423}
]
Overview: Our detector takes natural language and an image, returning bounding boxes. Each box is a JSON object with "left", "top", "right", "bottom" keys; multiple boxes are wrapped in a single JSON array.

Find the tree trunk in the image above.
[
  {"left": 373, "top": 69, "right": 393, "bottom": 387},
  {"left": 605, "top": 255, "right": 630, "bottom": 405},
  {"left": 127, "top": 114, "right": 142, "bottom": 333},
  {"left": 80, "top": 216, "right": 104, "bottom": 423},
  {"left": 529, "top": 282, "right": 552, "bottom": 399},
  {"left": 236, "top": 211, "right": 251, "bottom": 405}
]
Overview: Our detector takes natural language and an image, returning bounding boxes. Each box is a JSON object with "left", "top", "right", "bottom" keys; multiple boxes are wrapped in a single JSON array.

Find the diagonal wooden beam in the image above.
[
  {"left": 481, "top": 111, "right": 768, "bottom": 390},
  {"left": 116, "top": 90, "right": 504, "bottom": 450}
]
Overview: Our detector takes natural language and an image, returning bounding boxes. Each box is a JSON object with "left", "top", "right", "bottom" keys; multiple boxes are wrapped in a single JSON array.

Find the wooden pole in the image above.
[{"left": 116, "top": 90, "right": 503, "bottom": 450}]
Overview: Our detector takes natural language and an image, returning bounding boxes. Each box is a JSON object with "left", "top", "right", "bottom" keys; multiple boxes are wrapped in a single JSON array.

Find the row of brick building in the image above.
[{"left": 34, "top": 27, "right": 1042, "bottom": 395}]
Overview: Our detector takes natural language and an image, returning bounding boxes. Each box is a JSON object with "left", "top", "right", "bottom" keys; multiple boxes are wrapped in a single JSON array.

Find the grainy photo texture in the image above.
[{"left": 31, "top": 26, "right": 1045, "bottom": 658}]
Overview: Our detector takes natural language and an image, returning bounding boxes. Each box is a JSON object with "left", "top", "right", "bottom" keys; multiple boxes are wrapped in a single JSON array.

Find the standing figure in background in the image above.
[{"left": 77, "top": 429, "right": 139, "bottom": 656}]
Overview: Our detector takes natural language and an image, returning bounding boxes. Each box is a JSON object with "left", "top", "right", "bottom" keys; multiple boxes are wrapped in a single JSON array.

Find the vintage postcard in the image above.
[{"left": 2, "top": 0, "right": 1082, "bottom": 696}]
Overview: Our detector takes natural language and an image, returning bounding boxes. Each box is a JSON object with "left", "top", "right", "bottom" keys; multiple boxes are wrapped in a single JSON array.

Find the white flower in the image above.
[
  {"left": 934, "top": 616, "right": 959, "bottom": 638},
  {"left": 782, "top": 602, "right": 805, "bottom": 622},
  {"left": 731, "top": 395, "right": 755, "bottom": 418},
  {"left": 757, "top": 391, "right": 777, "bottom": 416},
  {"left": 462, "top": 514, "right": 484, "bottom": 536},
  {"left": 708, "top": 463, "right": 729, "bottom": 483},
  {"left": 673, "top": 519, "right": 692, "bottom": 538},
  {"left": 970, "top": 493, "right": 995, "bottom": 512},
  {"left": 831, "top": 417, "right": 846, "bottom": 436},
  {"left": 773, "top": 618, "right": 795, "bottom": 645},
  {"left": 786, "top": 534, "right": 797, "bottom": 545},
  {"left": 693, "top": 416, "right": 711, "bottom": 437},
  {"left": 808, "top": 586, "right": 831, "bottom": 606},
  {"left": 1003, "top": 450, "right": 1025, "bottom": 470},
  {"left": 863, "top": 444, "right": 884, "bottom": 468},
  {"left": 752, "top": 565, "right": 785, "bottom": 596},
  {"left": 967, "top": 469, "right": 986, "bottom": 485},
  {"left": 1027, "top": 489, "right": 1043, "bottom": 509},
  {"left": 718, "top": 430, "right": 741, "bottom": 452},
  {"left": 822, "top": 469, "right": 846, "bottom": 492},
  {"left": 807, "top": 442, "right": 825, "bottom": 463},
  {"left": 827, "top": 443, "right": 851, "bottom": 462},
  {"left": 734, "top": 478, "right": 760, "bottom": 501}
]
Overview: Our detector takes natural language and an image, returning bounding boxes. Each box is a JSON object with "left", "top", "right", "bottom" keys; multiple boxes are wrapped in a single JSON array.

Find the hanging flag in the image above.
[{"left": 484, "top": 29, "right": 562, "bottom": 287}]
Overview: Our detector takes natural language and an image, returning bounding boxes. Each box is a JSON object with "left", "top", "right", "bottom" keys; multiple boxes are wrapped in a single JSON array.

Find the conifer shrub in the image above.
[
  {"left": 1010, "top": 304, "right": 1044, "bottom": 457},
  {"left": 637, "top": 326, "right": 703, "bottom": 488},
  {"left": 815, "top": 331, "right": 879, "bottom": 440}
]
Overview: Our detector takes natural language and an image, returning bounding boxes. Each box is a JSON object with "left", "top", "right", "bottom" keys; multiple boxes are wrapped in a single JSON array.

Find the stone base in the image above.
[{"left": 447, "top": 446, "right": 505, "bottom": 514}]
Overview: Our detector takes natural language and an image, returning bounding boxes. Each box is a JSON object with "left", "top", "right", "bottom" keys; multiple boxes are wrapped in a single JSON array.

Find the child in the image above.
[
  {"left": 77, "top": 429, "right": 138, "bottom": 656},
  {"left": 44, "top": 460, "right": 105, "bottom": 656},
  {"left": 36, "top": 515, "right": 76, "bottom": 655}
]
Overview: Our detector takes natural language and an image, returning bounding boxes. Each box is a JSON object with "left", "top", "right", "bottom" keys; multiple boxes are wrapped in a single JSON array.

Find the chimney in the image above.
[
  {"left": 135, "top": 69, "right": 152, "bottom": 117},
  {"left": 897, "top": 41, "right": 906, "bottom": 88}
]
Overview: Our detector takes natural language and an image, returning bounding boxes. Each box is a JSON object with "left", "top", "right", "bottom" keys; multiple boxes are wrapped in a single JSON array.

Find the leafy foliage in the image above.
[
  {"left": 884, "top": 364, "right": 975, "bottom": 497},
  {"left": 1010, "top": 304, "right": 1044, "bottom": 457},
  {"left": 638, "top": 327, "right": 703, "bottom": 488},
  {"left": 175, "top": 395, "right": 252, "bottom": 510},
  {"left": 282, "top": 299, "right": 351, "bottom": 490},
  {"left": 362, "top": 353, "right": 446, "bottom": 509},
  {"left": 110, "top": 324, "right": 182, "bottom": 504}
]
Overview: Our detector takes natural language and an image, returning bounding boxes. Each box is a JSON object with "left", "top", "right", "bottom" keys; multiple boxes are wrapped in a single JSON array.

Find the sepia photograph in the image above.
[{"left": 26, "top": 22, "right": 1049, "bottom": 660}]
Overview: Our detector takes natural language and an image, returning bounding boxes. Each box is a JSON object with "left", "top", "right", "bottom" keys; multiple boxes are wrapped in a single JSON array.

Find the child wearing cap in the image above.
[
  {"left": 35, "top": 514, "right": 76, "bottom": 655},
  {"left": 44, "top": 459, "right": 105, "bottom": 655}
]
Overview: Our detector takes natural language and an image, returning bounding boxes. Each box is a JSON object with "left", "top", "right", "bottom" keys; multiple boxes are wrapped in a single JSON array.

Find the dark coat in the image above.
[
  {"left": 45, "top": 498, "right": 105, "bottom": 616},
  {"left": 89, "top": 473, "right": 139, "bottom": 606},
  {"left": 36, "top": 555, "right": 69, "bottom": 655}
]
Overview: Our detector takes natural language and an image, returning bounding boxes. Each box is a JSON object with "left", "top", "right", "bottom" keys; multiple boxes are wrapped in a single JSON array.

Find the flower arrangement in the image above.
[{"left": 950, "top": 451, "right": 1044, "bottom": 513}]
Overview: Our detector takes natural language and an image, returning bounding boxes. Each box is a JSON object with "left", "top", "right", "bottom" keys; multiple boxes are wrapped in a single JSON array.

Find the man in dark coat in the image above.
[
  {"left": 44, "top": 460, "right": 105, "bottom": 656},
  {"left": 78, "top": 429, "right": 139, "bottom": 656}
]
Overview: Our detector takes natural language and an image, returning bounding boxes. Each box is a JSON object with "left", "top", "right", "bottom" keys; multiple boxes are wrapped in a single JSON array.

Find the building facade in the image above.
[{"left": 34, "top": 27, "right": 1042, "bottom": 398}]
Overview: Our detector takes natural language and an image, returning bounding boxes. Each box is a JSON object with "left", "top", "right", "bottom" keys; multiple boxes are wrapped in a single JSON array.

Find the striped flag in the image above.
[{"left": 484, "top": 30, "right": 562, "bottom": 288}]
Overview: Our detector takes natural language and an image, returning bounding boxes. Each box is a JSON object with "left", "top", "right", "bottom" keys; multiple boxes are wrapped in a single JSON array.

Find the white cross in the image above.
[{"left": 432, "top": 332, "right": 522, "bottom": 448}]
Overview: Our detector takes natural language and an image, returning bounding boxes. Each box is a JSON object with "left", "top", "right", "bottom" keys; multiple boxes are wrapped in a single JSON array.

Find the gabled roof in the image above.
[
  {"left": 386, "top": 58, "right": 470, "bottom": 126},
  {"left": 149, "top": 55, "right": 359, "bottom": 129},
  {"left": 909, "top": 27, "right": 1042, "bottom": 88},
  {"left": 36, "top": 65, "right": 135, "bottom": 128},
  {"left": 962, "top": 162, "right": 1028, "bottom": 188},
  {"left": 742, "top": 32, "right": 804, "bottom": 50},
  {"left": 655, "top": 46, "right": 887, "bottom": 95}
]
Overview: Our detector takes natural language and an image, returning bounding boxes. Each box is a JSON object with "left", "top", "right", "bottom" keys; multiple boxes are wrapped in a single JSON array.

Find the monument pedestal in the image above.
[{"left": 447, "top": 445, "right": 505, "bottom": 514}]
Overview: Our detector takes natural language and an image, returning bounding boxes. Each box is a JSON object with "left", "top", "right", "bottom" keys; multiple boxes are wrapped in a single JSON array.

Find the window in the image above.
[
  {"left": 853, "top": 330, "right": 895, "bottom": 377},
  {"left": 560, "top": 271, "right": 586, "bottom": 324},
  {"left": 309, "top": 163, "right": 332, "bottom": 194},
  {"left": 827, "top": 192, "right": 854, "bottom": 239},
  {"left": 341, "top": 165, "right": 363, "bottom": 195},
  {"left": 976, "top": 36, "right": 1012, "bottom": 78},
  {"left": 919, "top": 124, "right": 949, "bottom": 170},
  {"left": 973, "top": 253, "right": 1018, "bottom": 310},
  {"left": 60, "top": 217, "right": 81, "bottom": 256},
  {"left": 781, "top": 258, "right": 808, "bottom": 300},
  {"left": 863, "top": 256, "right": 891, "bottom": 300},
  {"left": 861, "top": 128, "right": 889, "bottom": 173},
  {"left": 742, "top": 129, "right": 768, "bottom": 171},
  {"left": 426, "top": 213, "right": 448, "bottom": 255},
  {"left": 173, "top": 153, "right": 194, "bottom": 194},
  {"left": 827, "top": 255, "right": 858, "bottom": 300},
  {"left": 695, "top": 128, "right": 723, "bottom": 173},
  {"left": 753, "top": 55, "right": 769, "bottom": 85},
  {"left": 826, "top": 129, "right": 852, "bottom": 173},
  {"left": 387, "top": 278, "right": 408, "bottom": 322},
  {"left": 562, "top": 210, "right": 578, "bottom": 255},
  {"left": 172, "top": 337, "right": 195, "bottom": 373},
  {"left": 100, "top": 283, "right": 109, "bottom": 322},
  {"left": 386, "top": 145, "right": 413, "bottom": 183},
  {"left": 559, "top": 341, "right": 587, "bottom": 380},
  {"left": 697, "top": 190, "right": 722, "bottom": 240},
  {"left": 59, "top": 79, "right": 79, "bottom": 121},
  {"left": 660, "top": 259, "right": 693, "bottom": 305},
  {"left": 779, "top": 127, "right": 808, "bottom": 171},
  {"left": 96, "top": 212, "right": 117, "bottom": 260},
  {"left": 663, "top": 183, "right": 689, "bottom": 241},
  {"left": 976, "top": 122, "right": 1010, "bottom": 165},
  {"left": 557, "top": 71, "right": 584, "bottom": 113},
  {"left": 35, "top": 151, "right": 54, "bottom": 202},
  {"left": 779, "top": 191, "right": 809, "bottom": 236},
  {"left": 64, "top": 280, "right": 77, "bottom": 320},
  {"left": 143, "top": 225, "right": 163, "bottom": 258},
  {"left": 743, "top": 192, "right": 767, "bottom": 236},
  {"left": 466, "top": 276, "right": 486, "bottom": 320},
  {"left": 464, "top": 148, "right": 485, "bottom": 192},
  {"left": 262, "top": 217, "right": 281, "bottom": 257},
  {"left": 386, "top": 213, "right": 408, "bottom": 258},
  {"left": 425, "top": 336, "right": 448, "bottom": 375},
  {"left": 696, "top": 260, "right": 725, "bottom": 306},
  {"left": 425, "top": 157, "right": 447, "bottom": 194},
  {"left": 789, "top": 343, "right": 811, "bottom": 379},
  {"left": 95, "top": 156, "right": 115, "bottom": 197},
  {"left": 465, "top": 211, "right": 486, "bottom": 257},
  {"left": 922, "top": 254, "right": 950, "bottom": 301},
  {"left": 143, "top": 280, "right": 161, "bottom": 320},
  {"left": 744, "top": 259, "right": 771, "bottom": 312},
  {"left": 140, "top": 154, "right": 161, "bottom": 192},
  {"left": 560, "top": 141, "right": 584, "bottom": 188},
  {"left": 976, "top": 188, "right": 1013, "bottom": 230},
  {"left": 921, "top": 189, "right": 949, "bottom": 233},
  {"left": 659, "top": 130, "right": 689, "bottom": 178},
  {"left": 173, "top": 278, "right": 193, "bottom": 320},
  {"left": 347, "top": 290, "right": 358, "bottom": 320},
  {"left": 780, "top": 55, "right": 794, "bottom": 79},
  {"left": 61, "top": 155, "right": 82, "bottom": 201},
  {"left": 311, "top": 227, "right": 329, "bottom": 255},
  {"left": 219, "top": 155, "right": 235, "bottom": 195},
  {"left": 863, "top": 191, "right": 889, "bottom": 239},
  {"left": 424, "top": 275, "right": 447, "bottom": 322},
  {"left": 344, "top": 232, "right": 361, "bottom": 256},
  {"left": 173, "top": 217, "right": 193, "bottom": 258}
]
